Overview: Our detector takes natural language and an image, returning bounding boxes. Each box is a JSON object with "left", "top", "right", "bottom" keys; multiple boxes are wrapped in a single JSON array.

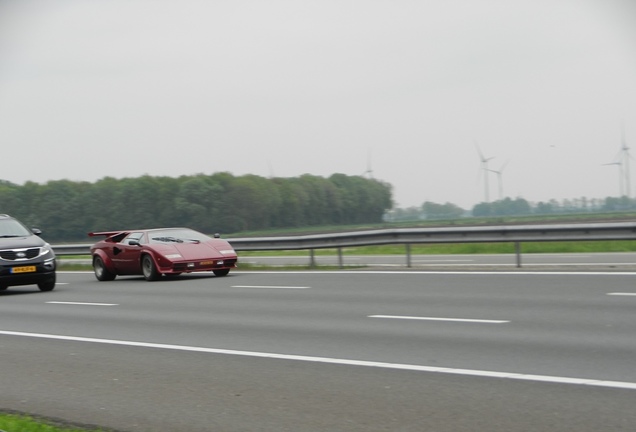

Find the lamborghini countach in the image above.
[{"left": 88, "top": 227, "right": 237, "bottom": 281}]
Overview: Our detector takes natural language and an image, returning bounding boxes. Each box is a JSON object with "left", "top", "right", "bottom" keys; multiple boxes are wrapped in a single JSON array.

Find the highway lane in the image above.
[{"left": 1, "top": 271, "right": 635, "bottom": 431}]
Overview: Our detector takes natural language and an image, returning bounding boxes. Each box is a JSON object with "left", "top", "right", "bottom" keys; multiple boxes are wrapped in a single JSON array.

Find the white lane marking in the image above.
[
  {"left": 414, "top": 260, "right": 473, "bottom": 263},
  {"left": 0, "top": 330, "right": 634, "bottom": 390},
  {"left": 369, "top": 315, "right": 509, "bottom": 324},
  {"left": 232, "top": 285, "right": 310, "bottom": 289},
  {"left": 607, "top": 293, "right": 636, "bottom": 296},
  {"left": 411, "top": 263, "right": 636, "bottom": 267},
  {"left": 59, "top": 270, "right": 636, "bottom": 275},
  {"left": 47, "top": 302, "right": 118, "bottom": 306},
  {"left": 58, "top": 271, "right": 94, "bottom": 274},
  {"left": 229, "top": 270, "right": 636, "bottom": 275}
]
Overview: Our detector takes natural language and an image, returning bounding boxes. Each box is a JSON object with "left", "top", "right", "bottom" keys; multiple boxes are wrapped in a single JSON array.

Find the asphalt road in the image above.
[{"left": 1, "top": 270, "right": 635, "bottom": 431}]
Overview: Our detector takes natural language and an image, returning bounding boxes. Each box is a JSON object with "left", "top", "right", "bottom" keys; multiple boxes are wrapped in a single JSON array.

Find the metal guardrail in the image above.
[{"left": 52, "top": 222, "right": 636, "bottom": 268}]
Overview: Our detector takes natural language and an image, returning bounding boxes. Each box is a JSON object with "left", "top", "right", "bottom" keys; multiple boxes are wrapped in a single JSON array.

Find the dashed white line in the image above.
[
  {"left": 607, "top": 293, "right": 636, "bottom": 296},
  {"left": 232, "top": 285, "right": 310, "bottom": 289},
  {"left": 414, "top": 259, "right": 474, "bottom": 263},
  {"left": 0, "top": 329, "right": 634, "bottom": 390},
  {"left": 369, "top": 315, "right": 509, "bottom": 324},
  {"left": 47, "top": 301, "right": 118, "bottom": 306}
]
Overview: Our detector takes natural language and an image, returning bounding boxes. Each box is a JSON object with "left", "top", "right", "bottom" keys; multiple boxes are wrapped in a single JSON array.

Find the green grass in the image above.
[{"left": 0, "top": 413, "right": 105, "bottom": 432}]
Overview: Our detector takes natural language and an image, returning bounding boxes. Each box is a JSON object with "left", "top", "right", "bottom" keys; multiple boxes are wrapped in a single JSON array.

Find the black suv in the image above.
[{"left": 0, "top": 214, "right": 56, "bottom": 291}]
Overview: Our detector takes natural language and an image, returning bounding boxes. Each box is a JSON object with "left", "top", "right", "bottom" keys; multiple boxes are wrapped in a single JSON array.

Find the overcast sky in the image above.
[{"left": 1, "top": 0, "right": 635, "bottom": 209}]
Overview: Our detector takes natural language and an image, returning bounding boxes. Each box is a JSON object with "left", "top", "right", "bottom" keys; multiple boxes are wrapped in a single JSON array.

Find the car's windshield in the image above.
[
  {"left": 149, "top": 229, "right": 208, "bottom": 244},
  {"left": 0, "top": 219, "right": 33, "bottom": 238}
]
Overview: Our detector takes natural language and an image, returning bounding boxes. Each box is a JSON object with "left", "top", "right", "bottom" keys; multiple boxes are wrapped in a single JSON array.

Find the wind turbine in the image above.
[
  {"left": 488, "top": 160, "right": 509, "bottom": 201},
  {"left": 475, "top": 143, "right": 494, "bottom": 202},
  {"left": 604, "top": 124, "right": 631, "bottom": 197},
  {"left": 603, "top": 160, "right": 624, "bottom": 197},
  {"left": 362, "top": 149, "right": 374, "bottom": 178},
  {"left": 620, "top": 124, "right": 631, "bottom": 198}
]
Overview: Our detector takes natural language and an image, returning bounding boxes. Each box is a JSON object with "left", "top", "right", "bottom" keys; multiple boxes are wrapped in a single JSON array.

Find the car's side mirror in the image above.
[
  {"left": 129, "top": 240, "right": 141, "bottom": 246},
  {"left": 214, "top": 233, "right": 221, "bottom": 238},
  {"left": 32, "top": 228, "right": 42, "bottom": 236}
]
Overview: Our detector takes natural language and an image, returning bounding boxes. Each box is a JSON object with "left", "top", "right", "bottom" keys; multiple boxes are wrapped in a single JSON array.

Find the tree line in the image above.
[
  {"left": 0, "top": 173, "right": 393, "bottom": 242},
  {"left": 389, "top": 196, "right": 636, "bottom": 221}
]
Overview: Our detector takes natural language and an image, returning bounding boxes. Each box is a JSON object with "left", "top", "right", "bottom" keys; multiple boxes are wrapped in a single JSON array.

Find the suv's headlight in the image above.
[{"left": 41, "top": 244, "right": 55, "bottom": 258}]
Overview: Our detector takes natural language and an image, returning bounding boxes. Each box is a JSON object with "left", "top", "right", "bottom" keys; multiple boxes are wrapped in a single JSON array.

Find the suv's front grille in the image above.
[{"left": 0, "top": 248, "right": 41, "bottom": 260}]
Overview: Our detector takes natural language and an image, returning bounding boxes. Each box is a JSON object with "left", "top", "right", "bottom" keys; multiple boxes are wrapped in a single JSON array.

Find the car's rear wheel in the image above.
[
  {"left": 142, "top": 255, "right": 161, "bottom": 281},
  {"left": 213, "top": 269, "right": 230, "bottom": 277},
  {"left": 93, "top": 256, "right": 116, "bottom": 281},
  {"left": 38, "top": 275, "right": 56, "bottom": 291}
]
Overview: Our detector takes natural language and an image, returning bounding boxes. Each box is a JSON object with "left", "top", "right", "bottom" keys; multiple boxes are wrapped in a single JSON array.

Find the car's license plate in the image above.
[
  {"left": 200, "top": 261, "right": 214, "bottom": 266},
  {"left": 11, "top": 266, "right": 36, "bottom": 274}
]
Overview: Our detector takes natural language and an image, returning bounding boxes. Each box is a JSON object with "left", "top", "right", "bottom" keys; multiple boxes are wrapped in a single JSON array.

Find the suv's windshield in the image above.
[{"left": 0, "top": 218, "right": 33, "bottom": 238}]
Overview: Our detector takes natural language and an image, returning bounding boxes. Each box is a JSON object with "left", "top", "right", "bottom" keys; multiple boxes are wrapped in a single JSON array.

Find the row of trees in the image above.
[
  {"left": 388, "top": 196, "right": 636, "bottom": 221},
  {"left": 0, "top": 173, "right": 393, "bottom": 242},
  {"left": 472, "top": 196, "right": 636, "bottom": 217},
  {"left": 4, "top": 170, "right": 634, "bottom": 242}
]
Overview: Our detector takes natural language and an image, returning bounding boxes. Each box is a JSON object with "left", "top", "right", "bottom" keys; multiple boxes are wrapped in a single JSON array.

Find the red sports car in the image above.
[{"left": 88, "top": 227, "right": 238, "bottom": 281}]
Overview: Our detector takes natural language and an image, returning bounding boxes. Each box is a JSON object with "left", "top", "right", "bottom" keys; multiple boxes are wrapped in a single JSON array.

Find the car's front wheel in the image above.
[
  {"left": 213, "top": 269, "right": 230, "bottom": 277},
  {"left": 38, "top": 275, "right": 56, "bottom": 291},
  {"left": 93, "top": 256, "right": 116, "bottom": 281},
  {"left": 142, "top": 255, "right": 161, "bottom": 281}
]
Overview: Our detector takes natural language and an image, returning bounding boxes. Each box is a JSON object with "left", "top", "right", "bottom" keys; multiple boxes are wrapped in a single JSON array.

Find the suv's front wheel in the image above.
[{"left": 38, "top": 276, "right": 56, "bottom": 291}]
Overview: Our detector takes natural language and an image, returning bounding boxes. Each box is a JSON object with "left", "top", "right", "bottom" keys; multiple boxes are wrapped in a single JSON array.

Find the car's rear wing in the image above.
[{"left": 88, "top": 231, "right": 129, "bottom": 238}]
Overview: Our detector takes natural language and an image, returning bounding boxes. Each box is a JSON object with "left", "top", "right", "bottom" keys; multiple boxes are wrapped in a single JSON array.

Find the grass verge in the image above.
[{"left": 0, "top": 412, "right": 105, "bottom": 432}]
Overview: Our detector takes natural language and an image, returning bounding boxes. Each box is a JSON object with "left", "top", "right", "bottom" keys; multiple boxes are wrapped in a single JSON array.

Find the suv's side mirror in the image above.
[{"left": 32, "top": 228, "right": 42, "bottom": 236}]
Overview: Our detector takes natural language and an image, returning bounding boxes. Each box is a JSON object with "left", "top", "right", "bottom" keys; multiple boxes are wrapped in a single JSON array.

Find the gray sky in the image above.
[{"left": 1, "top": 0, "right": 635, "bottom": 209}]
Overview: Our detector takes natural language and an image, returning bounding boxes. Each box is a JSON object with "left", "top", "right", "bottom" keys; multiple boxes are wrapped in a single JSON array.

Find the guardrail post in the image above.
[
  {"left": 337, "top": 247, "right": 344, "bottom": 269},
  {"left": 406, "top": 244, "right": 412, "bottom": 268},
  {"left": 515, "top": 241, "right": 522, "bottom": 267},
  {"left": 309, "top": 249, "right": 316, "bottom": 268}
]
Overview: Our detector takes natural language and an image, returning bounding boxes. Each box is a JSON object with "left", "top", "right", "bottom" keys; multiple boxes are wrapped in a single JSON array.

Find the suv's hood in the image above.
[{"left": 0, "top": 235, "right": 46, "bottom": 250}]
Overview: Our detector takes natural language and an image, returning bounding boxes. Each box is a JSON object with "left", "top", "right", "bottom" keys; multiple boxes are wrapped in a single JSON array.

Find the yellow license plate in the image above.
[
  {"left": 200, "top": 261, "right": 215, "bottom": 266},
  {"left": 11, "top": 266, "right": 36, "bottom": 274}
]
